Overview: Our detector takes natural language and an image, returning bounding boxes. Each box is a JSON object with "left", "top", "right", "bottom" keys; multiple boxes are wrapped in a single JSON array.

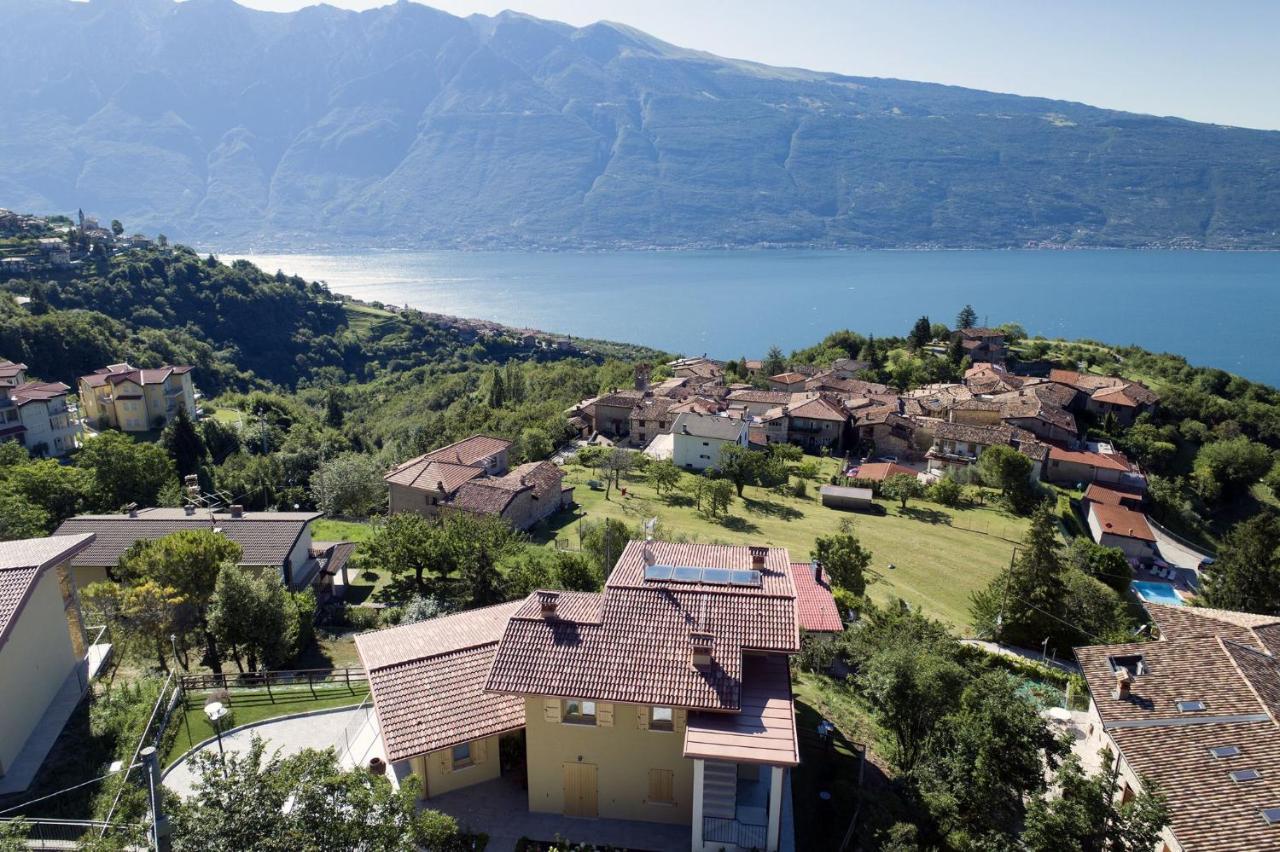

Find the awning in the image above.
[{"left": 683, "top": 654, "right": 799, "bottom": 766}]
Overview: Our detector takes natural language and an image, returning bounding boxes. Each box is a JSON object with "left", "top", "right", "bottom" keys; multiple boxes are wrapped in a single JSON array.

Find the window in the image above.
[
  {"left": 1232, "top": 769, "right": 1261, "bottom": 782},
  {"left": 1176, "top": 699, "right": 1207, "bottom": 713},
  {"left": 451, "top": 742, "right": 472, "bottom": 769},
  {"left": 650, "top": 707, "right": 674, "bottom": 732},
  {"left": 563, "top": 699, "right": 597, "bottom": 725},
  {"left": 1109, "top": 654, "right": 1146, "bottom": 677},
  {"left": 1211, "top": 745, "right": 1241, "bottom": 759},
  {"left": 647, "top": 768, "right": 674, "bottom": 804},
  {"left": 1262, "top": 807, "right": 1280, "bottom": 825}
]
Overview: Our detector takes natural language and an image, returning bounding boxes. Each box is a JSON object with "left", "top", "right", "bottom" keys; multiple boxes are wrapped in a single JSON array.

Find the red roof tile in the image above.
[
  {"left": 788, "top": 563, "right": 843, "bottom": 633},
  {"left": 1088, "top": 502, "right": 1155, "bottom": 541}
]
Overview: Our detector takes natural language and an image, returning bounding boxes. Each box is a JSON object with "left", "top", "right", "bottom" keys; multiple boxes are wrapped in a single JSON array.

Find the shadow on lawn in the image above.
[
  {"left": 717, "top": 514, "right": 760, "bottom": 534},
  {"left": 793, "top": 691, "right": 866, "bottom": 852},
  {"left": 743, "top": 497, "right": 804, "bottom": 520},
  {"left": 899, "top": 506, "right": 952, "bottom": 525}
]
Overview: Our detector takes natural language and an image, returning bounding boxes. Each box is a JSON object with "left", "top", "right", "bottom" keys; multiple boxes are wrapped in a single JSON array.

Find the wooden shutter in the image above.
[
  {"left": 648, "top": 769, "right": 674, "bottom": 803},
  {"left": 597, "top": 702, "right": 614, "bottom": 727},
  {"left": 636, "top": 705, "right": 649, "bottom": 731},
  {"left": 435, "top": 750, "right": 450, "bottom": 774},
  {"left": 473, "top": 737, "right": 487, "bottom": 764},
  {"left": 674, "top": 708, "right": 687, "bottom": 733},
  {"left": 544, "top": 698, "right": 560, "bottom": 723}
]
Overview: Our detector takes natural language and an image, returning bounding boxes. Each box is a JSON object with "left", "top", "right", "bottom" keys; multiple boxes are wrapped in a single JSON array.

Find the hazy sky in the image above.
[{"left": 232, "top": 0, "right": 1280, "bottom": 131}]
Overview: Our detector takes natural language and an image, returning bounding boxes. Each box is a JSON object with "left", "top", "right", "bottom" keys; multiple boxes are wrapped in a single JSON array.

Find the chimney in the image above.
[
  {"left": 635, "top": 363, "right": 651, "bottom": 392},
  {"left": 811, "top": 559, "right": 822, "bottom": 583},
  {"left": 1112, "top": 668, "right": 1133, "bottom": 701},
  {"left": 126, "top": 503, "right": 139, "bottom": 518},
  {"left": 691, "top": 632, "right": 714, "bottom": 668},
  {"left": 183, "top": 504, "right": 195, "bottom": 516},
  {"left": 437, "top": 480, "right": 445, "bottom": 492},
  {"left": 538, "top": 590, "right": 560, "bottom": 619},
  {"left": 749, "top": 546, "right": 767, "bottom": 571},
  {"left": 229, "top": 504, "right": 244, "bottom": 519}
]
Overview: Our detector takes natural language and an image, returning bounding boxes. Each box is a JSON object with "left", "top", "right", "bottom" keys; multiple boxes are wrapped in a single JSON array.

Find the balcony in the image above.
[{"left": 695, "top": 760, "right": 789, "bottom": 852}]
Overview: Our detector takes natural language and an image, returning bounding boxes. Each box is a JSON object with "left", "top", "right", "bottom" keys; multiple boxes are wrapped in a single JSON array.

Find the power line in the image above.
[{"left": 0, "top": 763, "right": 141, "bottom": 817}]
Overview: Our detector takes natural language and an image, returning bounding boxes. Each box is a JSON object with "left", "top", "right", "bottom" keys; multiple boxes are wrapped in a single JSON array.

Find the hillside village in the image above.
[{"left": 2, "top": 213, "right": 1280, "bottom": 852}]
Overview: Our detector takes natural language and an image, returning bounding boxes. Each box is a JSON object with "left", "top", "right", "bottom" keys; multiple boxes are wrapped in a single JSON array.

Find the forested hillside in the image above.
[{"left": 3, "top": 1, "right": 1280, "bottom": 249}]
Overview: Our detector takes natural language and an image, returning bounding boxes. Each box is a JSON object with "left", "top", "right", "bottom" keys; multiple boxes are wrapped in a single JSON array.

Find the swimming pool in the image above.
[{"left": 1132, "top": 581, "right": 1184, "bottom": 607}]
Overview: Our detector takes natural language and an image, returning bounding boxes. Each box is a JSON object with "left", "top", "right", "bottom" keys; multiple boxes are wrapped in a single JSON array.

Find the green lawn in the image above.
[
  {"left": 342, "top": 302, "right": 398, "bottom": 336},
  {"left": 164, "top": 681, "right": 369, "bottom": 768},
  {"left": 204, "top": 405, "right": 245, "bottom": 428},
  {"left": 312, "top": 518, "right": 377, "bottom": 543},
  {"left": 559, "top": 458, "right": 1027, "bottom": 629}
]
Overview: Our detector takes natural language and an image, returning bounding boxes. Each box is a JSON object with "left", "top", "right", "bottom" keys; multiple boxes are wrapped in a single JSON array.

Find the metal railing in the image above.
[
  {"left": 178, "top": 666, "right": 367, "bottom": 697},
  {"left": 704, "top": 816, "right": 767, "bottom": 850},
  {"left": 336, "top": 694, "right": 377, "bottom": 768},
  {"left": 0, "top": 817, "right": 145, "bottom": 850}
]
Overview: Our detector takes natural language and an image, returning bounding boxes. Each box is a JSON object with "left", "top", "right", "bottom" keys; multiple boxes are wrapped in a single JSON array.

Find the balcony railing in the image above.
[{"left": 704, "top": 817, "right": 767, "bottom": 850}]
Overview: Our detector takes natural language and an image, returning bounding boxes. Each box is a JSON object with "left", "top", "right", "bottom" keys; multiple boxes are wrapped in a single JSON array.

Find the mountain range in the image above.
[{"left": 3, "top": 0, "right": 1280, "bottom": 249}]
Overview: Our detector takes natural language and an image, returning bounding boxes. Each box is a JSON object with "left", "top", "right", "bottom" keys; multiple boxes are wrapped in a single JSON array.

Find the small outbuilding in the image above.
[{"left": 819, "top": 484, "right": 874, "bottom": 512}]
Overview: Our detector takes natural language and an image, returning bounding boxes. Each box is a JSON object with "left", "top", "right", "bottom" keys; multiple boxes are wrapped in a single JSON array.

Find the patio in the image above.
[{"left": 425, "top": 774, "right": 691, "bottom": 852}]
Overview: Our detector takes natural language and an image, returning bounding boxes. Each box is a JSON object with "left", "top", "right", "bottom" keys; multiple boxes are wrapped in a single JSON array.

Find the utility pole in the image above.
[
  {"left": 995, "top": 545, "right": 1019, "bottom": 642},
  {"left": 140, "top": 746, "right": 171, "bottom": 852}
]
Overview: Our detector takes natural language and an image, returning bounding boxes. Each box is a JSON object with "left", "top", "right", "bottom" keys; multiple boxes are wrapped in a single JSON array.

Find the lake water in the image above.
[{"left": 228, "top": 249, "right": 1280, "bottom": 387}]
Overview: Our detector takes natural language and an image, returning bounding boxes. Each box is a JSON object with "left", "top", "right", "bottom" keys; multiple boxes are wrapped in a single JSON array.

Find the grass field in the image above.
[
  {"left": 312, "top": 518, "right": 377, "bottom": 543},
  {"left": 342, "top": 302, "right": 398, "bottom": 336},
  {"left": 556, "top": 457, "right": 1028, "bottom": 629},
  {"left": 163, "top": 681, "right": 370, "bottom": 768}
]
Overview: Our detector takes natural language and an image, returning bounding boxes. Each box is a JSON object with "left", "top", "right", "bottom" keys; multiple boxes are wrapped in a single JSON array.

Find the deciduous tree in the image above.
[
  {"left": 1023, "top": 750, "right": 1169, "bottom": 852},
  {"left": 310, "top": 452, "right": 385, "bottom": 518},
  {"left": 77, "top": 431, "right": 175, "bottom": 511},
  {"left": 1200, "top": 514, "right": 1280, "bottom": 614},
  {"left": 882, "top": 473, "right": 924, "bottom": 509},
  {"left": 811, "top": 521, "right": 872, "bottom": 595}
]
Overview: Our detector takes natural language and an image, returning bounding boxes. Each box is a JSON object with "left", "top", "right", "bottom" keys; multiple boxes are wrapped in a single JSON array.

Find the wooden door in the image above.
[{"left": 563, "top": 762, "right": 598, "bottom": 818}]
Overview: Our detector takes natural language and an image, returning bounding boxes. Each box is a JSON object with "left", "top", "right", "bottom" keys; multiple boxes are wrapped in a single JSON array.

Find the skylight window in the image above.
[
  {"left": 1176, "top": 700, "right": 1207, "bottom": 713},
  {"left": 1211, "top": 745, "right": 1242, "bottom": 758},
  {"left": 1262, "top": 807, "right": 1280, "bottom": 825},
  {"left": 1109, "top": 654, "right": 1146, "bottom": 676},
  {"left": 1232, "top": 769, "right": 1262, "bottom": 782}
]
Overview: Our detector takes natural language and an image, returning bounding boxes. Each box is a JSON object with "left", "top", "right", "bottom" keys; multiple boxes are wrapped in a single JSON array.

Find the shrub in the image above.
[{"left": 929, "top": 477, "right": 964, "bottom": 507}]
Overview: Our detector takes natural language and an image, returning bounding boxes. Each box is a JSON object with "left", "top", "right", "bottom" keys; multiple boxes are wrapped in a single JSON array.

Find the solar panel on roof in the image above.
[
  {"left": 730, "top": 569, "right": 762, "bottom": 587},
  {"left": 701, "top": 568, "right": 733, "bottom": 585},
  {"left": 673, "top": 566, "right": 704, "bottom": 582},
  {"left": 644, "top": 564, "right": 674, "bottom": 581}
]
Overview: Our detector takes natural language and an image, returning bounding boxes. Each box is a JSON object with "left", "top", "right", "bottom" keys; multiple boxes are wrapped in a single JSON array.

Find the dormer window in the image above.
[{"left": 1176, "top": 700, "right": 1207, "bottom": 713}]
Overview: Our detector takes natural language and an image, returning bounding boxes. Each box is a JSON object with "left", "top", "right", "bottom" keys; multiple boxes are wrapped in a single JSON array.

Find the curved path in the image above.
[{"left": 162, "top": 706, "right": 368, "bottom": 799}]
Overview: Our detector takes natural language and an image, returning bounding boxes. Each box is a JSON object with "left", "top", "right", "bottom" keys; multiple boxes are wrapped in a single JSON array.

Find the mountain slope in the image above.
[{"left": 2, "top": 0, "right": 1279, "bottom": 249}]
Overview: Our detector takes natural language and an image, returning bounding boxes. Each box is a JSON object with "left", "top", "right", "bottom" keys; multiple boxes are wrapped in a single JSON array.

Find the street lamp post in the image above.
[{"left": 204, "top": 700, "right": 229, "bottom": 768}]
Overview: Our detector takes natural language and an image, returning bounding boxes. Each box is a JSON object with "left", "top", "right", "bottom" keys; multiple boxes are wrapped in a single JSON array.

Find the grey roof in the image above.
[
  {"left": 672, "top": 412, "right": 747, "bottom": 441},
  {"left": 53, "top": 509, "right": 319, "bottom": 568},
  {"left": 0, "top": 534, "right": 94, "bottom": 648}
]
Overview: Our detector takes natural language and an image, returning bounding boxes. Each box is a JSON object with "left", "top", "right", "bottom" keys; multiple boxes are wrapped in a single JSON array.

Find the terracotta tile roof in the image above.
[
  {"left": 1106, "top": 720, "right": 1280, "bottom": 852},
  {"left": 1047, "top": 369, "right": 1124, "bottom": 393},
  {"left": 726, "top": 390, "right": 792, "bottom": 405},
  {"left": 9, "top": 381, "right": 69, "bottom": 405},
  {"left": 853, "top": 462, "right": 918, "bottom": 482},
  {"left": 593, "top": 390, "right": 646, "bottom": 409},
  {"left": 0, "top": 534, "right": 94, "bottom": 649},
  {"left": 957, "top": 327, "right": 1004, "bottom": 339},
  {"left": 486, "top": 541, "right": 799, "bottom": 711},
  {"left": 669, "top": 397, "right": 724, "bottom": 416},
  {"left": 491, "top": 461, "right": 564, "bottom": 503},
  {"left": 78, "top": 363, "right": 192, "bottom": 388},
  {"left": 356, "top": 601, "right": 525, "bottom": 762},
  {"left": 1092, "top": 382, "right": 1160, "bottom": 407},
  {"left": 783, "top": 395, "right": 848, "bottom": 422},
  {"left": 769, "top": 372, "right": 808, "bottom": 384},
  {"left": 1143, "top": 602, "right": 1279, "bottom": 649},
  {"left": 1048, "top": 445, "right": 1133, "bottom": 472},
  {"left": 1088, "top": 502, "right": 1155, "bottom": 542},
  {"left": 419, "top": 435, "right": 512, "bottom": 467},
  {"left": 449, "top": 481, "right": 522, "bottom": 515},
  {"left": 787, "top": 563, "right": 843, "bottom": 633},
  {"left": 0, "top": 360, "right": 28, "bottom": 380},
  {"left": 384, "top": 459, "right": 484, "bottom": 493},
  {"left": 54, "top": 509, "right": 318, "bottom": 568},
  {"left": 684, "top": 654, "right": 799, "bottom": 766},
  {"left": 1083, "top": 482, "right": 1144, "bottom": 507},
  {"left": 1076, "top": 637, "right": 1268, "bottom": 725}
]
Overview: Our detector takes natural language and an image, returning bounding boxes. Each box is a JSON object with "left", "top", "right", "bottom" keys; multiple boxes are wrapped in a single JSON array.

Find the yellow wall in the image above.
[
  {"left": 0, "top": 569, "right": 79, "bottom": 775},
  {"left": 414, "top": 734, "right": 501, "bottom": 798},
  {"left": 524, "top": 696, "right": 693, "bottom": 825}
]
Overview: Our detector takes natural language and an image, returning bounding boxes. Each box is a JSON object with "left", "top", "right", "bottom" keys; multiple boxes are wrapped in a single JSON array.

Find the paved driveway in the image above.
[{"left": 162, "top": 706, "right": 368, "bottom": 798}]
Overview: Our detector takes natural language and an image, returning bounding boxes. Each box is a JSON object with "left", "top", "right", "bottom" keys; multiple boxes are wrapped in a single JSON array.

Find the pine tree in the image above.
[
  {"left": 956, "top": 304, "right": 978, "bottom": 329},
  {"left": 486, "top": 366, "right": 505, "bottom": 409},
  {"left": 907, "top": 315, "right": 933, "bottom": 350},
  {"left": 163, "top": 406, "right": 206, "bottom": 478},
  {"left": 971, "top": 503, "right": 1070, "bottom": 650}
]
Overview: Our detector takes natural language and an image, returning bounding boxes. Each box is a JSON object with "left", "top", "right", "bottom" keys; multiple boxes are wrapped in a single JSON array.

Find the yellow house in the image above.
[
  {"left": 359, "top": 540, "right": 823, "bottom": 852},
  {"left": 77, "top": 363, "right": 195, "bottom": 432},
  {"left": 0, "top": 533, "right": 98, "bottom": 793}
]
